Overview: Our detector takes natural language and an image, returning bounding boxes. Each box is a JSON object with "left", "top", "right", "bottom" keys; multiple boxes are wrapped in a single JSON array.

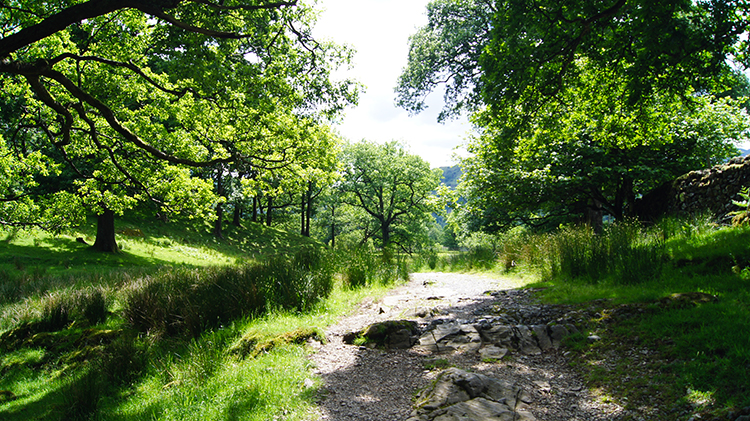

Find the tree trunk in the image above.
[
  {"left": 213, "top": 168, "right": 224, "bottom": 239},
  {"left": 305, "top": 182, "right": 312, "bottom": 237},
  {"left": 213, "top": 203, "right": 224, "bottom": 239},
  {"left": 232, "top": 202, "right": 241, "bottom": 227},
  {"left": 330, "top": 203, "right": 335, "bottom": 249},
  {"left": 381, "top": 221, "right": 390, "bottom": 248},
  {"left": 251, "top": 196, "right": 257, "bottom": 222},
  {"left": 585, "top": 199, "right": 604, "bottom": 234},
  {"left": 266, "top": 196, "right": 273, "bottom": 226},
  {"left": 92, "top": 208, "right": 119, "bottom": 253},
  {"left": 300, "top": 191, "right": 306, "bottom": 236}
]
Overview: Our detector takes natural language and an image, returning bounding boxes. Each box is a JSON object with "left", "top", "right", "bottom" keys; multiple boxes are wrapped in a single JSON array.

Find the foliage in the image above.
[
  {"left": 338, "top": 140, "right": 441, "bottom": 250},
  {"left": 396, "top": 0, "right": 493, "bottom": 121},
  {"left": 0, "top": 0, "right": 359, "bottom": 248},
  {"left": 398, "top": 0, "right": 750, "bottom": 119},
  {"left": 399, "top": 0, "right": 750, "bottom": 233},
  {"left": 458, "top": 71, "right": 749, "bottom": 230}
]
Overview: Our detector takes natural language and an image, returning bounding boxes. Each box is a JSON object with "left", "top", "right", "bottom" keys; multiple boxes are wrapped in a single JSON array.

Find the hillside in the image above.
[{"left": 439, "top": 165, "right": 462, "bottom": 189}]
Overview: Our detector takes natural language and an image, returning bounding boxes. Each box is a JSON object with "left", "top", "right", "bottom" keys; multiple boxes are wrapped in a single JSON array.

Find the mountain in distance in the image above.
[{"left": 439, "top": 165, "right": 462, "bottom": 189}]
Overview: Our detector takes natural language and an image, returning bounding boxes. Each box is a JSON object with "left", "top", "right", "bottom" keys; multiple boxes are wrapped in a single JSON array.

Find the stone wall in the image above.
[
  {"left": 636, "top": 155, "right": 750, "bottom": 222},
  {"left": 671, "top": 155, "right": 750, "bottom": 219}
]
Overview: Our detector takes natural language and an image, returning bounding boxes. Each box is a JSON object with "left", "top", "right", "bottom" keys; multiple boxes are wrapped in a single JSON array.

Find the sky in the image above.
[{"left": 312, "top": 0, "right": 470, "bottom": 168}]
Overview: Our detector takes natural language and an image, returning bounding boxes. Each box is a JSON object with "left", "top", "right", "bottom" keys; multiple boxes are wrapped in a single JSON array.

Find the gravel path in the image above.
[{"left": 308, "top": 272, "right": 627, "bottom": 421}]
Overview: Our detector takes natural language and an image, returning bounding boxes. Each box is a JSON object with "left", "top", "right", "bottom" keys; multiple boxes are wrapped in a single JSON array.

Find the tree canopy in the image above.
[
  {"left": 398, "top": 0, "right": 750, "bottom": 232},
  {"left": 397, "top": 0, "right": 750, "bottom": 120},
  {"left": 338, "top": 140, "right": 441, "bottom": 250},
  {"left": 460, "top": 63, "right": 750, "bottom": 230},
  {"left": 0, "top": 0, "right": 359, "bottom": 250}
]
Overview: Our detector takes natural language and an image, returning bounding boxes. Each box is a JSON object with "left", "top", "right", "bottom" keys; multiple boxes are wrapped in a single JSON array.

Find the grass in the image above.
[
  {"left": 0, "top": 215, "right": 403, "bottom": 421},
  {"left": 472, "top": 217, "right": 750, "bottom": 419}
]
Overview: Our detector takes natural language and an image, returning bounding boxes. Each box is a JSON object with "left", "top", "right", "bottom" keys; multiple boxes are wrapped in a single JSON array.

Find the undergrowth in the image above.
[{"left": 0, "top": 221, "right": 404, "bottom": 420}]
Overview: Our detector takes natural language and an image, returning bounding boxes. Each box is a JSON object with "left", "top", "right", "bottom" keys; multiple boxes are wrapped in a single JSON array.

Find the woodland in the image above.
[{"left": 2, "top": 0, "right": 750, "bottom": 420}]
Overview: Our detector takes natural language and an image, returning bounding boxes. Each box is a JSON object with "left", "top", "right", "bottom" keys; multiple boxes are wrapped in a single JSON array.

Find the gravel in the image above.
[{"left": 308, "top": 272, "right": 631, "bottom": 421}]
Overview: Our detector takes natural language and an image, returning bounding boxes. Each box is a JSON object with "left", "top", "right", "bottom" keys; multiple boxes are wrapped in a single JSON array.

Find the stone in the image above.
[
  {"left": 548, "top": 324, "right": 570, "bottom": 349},
  {"left": 343, "top": 320, "right": 419, "bottom": 349},
  {"left": 514, "top": 325, "right": 542, "bottom": 355},
  {"left": 479, "top": 345, "right": 508, "bottom": 361},
  {"left": 478, "top": 324, "right": 514, "bottom": 345},
  {"left": 531, "top": 325, "right": 553, "bottom": 351},
  {"left": 413, "top": 368, "right": 535, "bottom": 421},
  {"left": 433, "top": 398, "right": 532, "bottom": 421}
]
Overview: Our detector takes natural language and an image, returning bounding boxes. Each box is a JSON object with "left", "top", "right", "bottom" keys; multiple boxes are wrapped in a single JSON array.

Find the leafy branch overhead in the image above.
[
  {"left": 0, "top": 0, "right": 360, "bottom": 236},
  {"left": 397, "top": 0, "right": 750, "bottom": 120}
]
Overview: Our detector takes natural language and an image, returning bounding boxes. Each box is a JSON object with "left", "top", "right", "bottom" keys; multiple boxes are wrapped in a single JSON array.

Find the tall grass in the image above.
[
  {"left": 123, "top": 246, "right": 333, "bottom": 338},
  {"left": 336, "top": 245, "right": 409, "bottom": 288},
  {"left": 538, "top": 222, "right": 665, "bottom": 285}
]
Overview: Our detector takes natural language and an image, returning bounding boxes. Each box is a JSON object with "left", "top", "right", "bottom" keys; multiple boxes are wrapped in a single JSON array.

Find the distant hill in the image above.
[{"left": 439, "top": 165, "right": 462, "bottom": 189}]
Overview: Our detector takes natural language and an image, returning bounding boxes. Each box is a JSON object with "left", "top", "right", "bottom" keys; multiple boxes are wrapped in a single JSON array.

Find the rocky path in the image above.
[{"left": 308, "top": 272, "right": 628, "bottom": 421}]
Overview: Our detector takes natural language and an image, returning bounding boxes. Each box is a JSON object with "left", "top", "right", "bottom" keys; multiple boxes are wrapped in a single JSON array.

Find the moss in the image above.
[{"left": 229, "top": 327, "right": 325, "bottom": 359}]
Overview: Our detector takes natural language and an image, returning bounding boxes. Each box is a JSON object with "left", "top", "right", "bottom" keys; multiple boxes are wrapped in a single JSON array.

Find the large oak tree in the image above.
[
  {"left": 0, "top": 0, "right": 359, "bottom": 251},
  {"left": 397, "top": 0, "right": 750, "bottom": 230},
  {"left": 339, "top": 140, "right": 441, "bottom": 250}
]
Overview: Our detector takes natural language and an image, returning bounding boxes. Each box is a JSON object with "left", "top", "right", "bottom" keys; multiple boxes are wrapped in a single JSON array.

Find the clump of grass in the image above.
[
  {"left": 61, "top": 367, "right": 101, "bottom": 421},
  {"left": 337, "top": 245, "right": 409, "bottom": 288},
  {"left": 122, "top": 247, "right": 333, "bottom": 338},
  {"left": 535, "top": 222, "right": 665, "bottom": 286},
  {"left": 40, "top": 291, "right": 71, "bottom": 331}
]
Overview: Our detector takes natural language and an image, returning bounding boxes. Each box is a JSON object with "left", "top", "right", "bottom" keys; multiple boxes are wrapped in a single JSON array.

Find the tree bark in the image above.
[
  {"left": 301, "top": 191, "right": 306, "bottom": 236},
  {"left": 92, "top": 208, "right": 119, "bottom": 253},
  {"left": 251, "top": 196, "right": 258, "bottom": 222},
  {"left": 213, "top": 168, "right": 224, "bottom": 239},
  {"left": 232, "top": 202, "right": 241, "bottom": 227},
  {"left": 381, "top": 221, "right": 390, "bottom": 248},
  {"left": 266, "top": 196, "right": 273, "bottom": 226},
  {"left": 305, "top": 182, "right": 312, "bottom": 236},
  {"left": 213, "top": 203, "right": 224, "bottom": 238},
  {"left": 330, "top": 203, "right": 335, "bottom": 249}
]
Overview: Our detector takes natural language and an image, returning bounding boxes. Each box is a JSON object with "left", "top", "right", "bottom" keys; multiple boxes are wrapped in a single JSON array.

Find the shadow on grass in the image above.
[{"left": 0, "top": 237, "right": 196, "bottom": 276}]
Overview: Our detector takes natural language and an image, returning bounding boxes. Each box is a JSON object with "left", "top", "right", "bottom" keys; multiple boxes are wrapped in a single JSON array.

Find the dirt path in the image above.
[{"left": 309, "top": 272, "right": 627, "bottom": 421}]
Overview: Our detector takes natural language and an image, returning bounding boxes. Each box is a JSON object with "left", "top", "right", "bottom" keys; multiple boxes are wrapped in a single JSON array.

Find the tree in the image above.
[
  {"left": 339, "top": 140, "right": 441, "bottom": 250},
  {"left": 0, "top": 0, "right": 359, "bottom": 251},
  {"left": 398, "top": 0, "right": 750, "bottom": 232},
  {"left": 397, "top": 0, "right": 750, "bottom": 120},
  {"left": 459, "top": 62, "right": 750, "bottom": 230}
]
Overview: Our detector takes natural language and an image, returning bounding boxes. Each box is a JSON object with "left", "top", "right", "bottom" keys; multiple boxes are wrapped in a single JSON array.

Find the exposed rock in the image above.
[
  {"left": 407, "top": 368, "right": 536, "bottom": 421},
  {"left": 343, "top": 320, "right": 420, "bottom": 349},
  {"left": 479, "top": 345, "right": 508, "bottom": 361}
]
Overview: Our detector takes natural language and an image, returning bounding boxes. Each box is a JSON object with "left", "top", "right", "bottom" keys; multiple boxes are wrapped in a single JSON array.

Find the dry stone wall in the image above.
[
  {"left": 671, "top": 155, "right": 750, "bottom": 218},
  {"left": 637, "top": 155, "right": 750, "bottom": 221}
]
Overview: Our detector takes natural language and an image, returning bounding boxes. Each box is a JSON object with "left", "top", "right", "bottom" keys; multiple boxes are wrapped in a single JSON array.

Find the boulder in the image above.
[{"left": 343, "top": 320, "right": 420, "bottom": 349}]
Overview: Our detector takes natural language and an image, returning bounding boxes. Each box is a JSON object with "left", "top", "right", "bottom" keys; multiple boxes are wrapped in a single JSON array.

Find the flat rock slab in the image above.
[{"left": 407, "top": 368, "right": 536, "bottom": 421}]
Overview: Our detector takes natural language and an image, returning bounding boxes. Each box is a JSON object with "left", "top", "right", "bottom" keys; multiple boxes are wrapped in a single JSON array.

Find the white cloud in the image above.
[{"left": 313, "top": 0, "right": 470, "bottom": 168}]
